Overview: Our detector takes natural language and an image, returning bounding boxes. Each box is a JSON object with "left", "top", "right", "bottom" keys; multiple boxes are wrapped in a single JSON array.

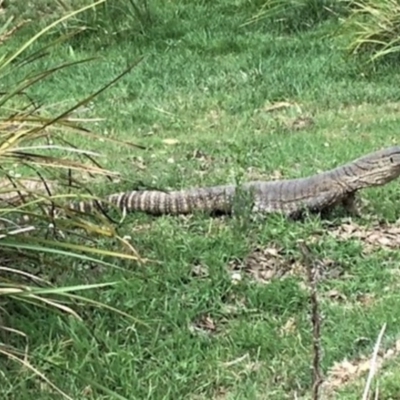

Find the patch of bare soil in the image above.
[
  {"left": 327, "top": 220, "right": 400, "bottom": 253},
  {"left": 227, "top": 244, "right": 345, "bottom": 285}
]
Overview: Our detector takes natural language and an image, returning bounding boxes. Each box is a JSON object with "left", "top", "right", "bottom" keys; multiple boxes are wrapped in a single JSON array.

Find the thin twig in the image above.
[
  {"left": 0, "top": 20, "right": 31, "bottom": 44},
  {"left": 362, "top": 323, "right": 386, "bottom": 400},
  {"left": 374, "top": 382, "right": 379, "bottom": 400},
  {"left": 299, "top": 240, "right": 323, "bottom": 400},
  {"left": 0, "top": 225, "right": 36, "bottom": 239}
]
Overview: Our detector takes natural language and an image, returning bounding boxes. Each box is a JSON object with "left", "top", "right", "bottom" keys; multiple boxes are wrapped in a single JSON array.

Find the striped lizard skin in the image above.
[{"left": 66, "top": 146, "right": 400, "bottom": 218}]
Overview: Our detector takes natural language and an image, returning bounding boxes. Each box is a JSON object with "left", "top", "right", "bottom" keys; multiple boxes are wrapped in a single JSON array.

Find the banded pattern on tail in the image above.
[{"left": 67, "top": 186, "right": 238, "bottom": 215}]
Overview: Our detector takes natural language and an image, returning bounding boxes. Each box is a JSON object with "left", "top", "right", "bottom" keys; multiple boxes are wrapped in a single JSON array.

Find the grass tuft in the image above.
[
  {"left": 244, "top": 0, "right": 350, "bottom": 33},
  {"left": 0, "top": 3, "right": 146, "bottom": 398},
  {"left": 337, "top": 0, "right": 400, "bottom": 63}
]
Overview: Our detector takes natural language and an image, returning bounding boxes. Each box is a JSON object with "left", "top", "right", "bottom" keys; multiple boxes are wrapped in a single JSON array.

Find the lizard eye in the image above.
[{"left": 390, "top": 156, "right": 394, "bottom": 163}]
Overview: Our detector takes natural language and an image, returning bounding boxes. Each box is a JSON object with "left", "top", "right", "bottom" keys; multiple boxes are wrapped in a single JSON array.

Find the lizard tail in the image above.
[{"left": 68, "top": 186, "right": 235, "bottom": 215}]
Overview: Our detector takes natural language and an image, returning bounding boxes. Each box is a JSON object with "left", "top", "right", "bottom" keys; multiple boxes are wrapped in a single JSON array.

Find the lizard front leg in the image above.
[{"left": 340, "top": 192, "right": 361, "bottom": 217}]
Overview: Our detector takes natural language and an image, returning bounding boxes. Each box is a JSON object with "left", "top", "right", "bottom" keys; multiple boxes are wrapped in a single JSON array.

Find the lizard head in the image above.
[{"left": 356, "top": 146, "right": 400, "bottom": 186}]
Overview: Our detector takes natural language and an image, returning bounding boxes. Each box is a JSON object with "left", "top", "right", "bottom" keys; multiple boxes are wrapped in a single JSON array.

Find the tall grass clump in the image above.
[
  {"left": 338, "top": 0, "right": 400, "bottom": 63},
  {"left": 54, "top": 0, "right": 153, "bottom": 44},
  {"left": 0, "top": 1, "right": 146, "bottom": 396},
  {"left": 244, "top": 0, "right": 351, "bottom": 33},
  {"left": 1, "top": 0, "right": 154, "bottom": 47}
]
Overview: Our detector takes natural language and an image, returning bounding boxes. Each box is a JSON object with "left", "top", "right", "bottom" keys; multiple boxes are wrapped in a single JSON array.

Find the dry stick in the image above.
[
  {"left": 0, "top": 20, "right": 31, "bottom": 44},
  {"left": 298, "top": 241, "right": 323, "bottom": 400},
  {"left": 374, "top": 383, "right": 379, "bottom": 400},
  {"left": 362, "top": 323, "right": 386, "bottom": 400}
]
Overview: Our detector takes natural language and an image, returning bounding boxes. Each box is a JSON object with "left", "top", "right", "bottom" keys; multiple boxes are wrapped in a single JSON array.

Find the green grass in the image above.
[{"left": 3, "top": 1, "right": 400, "bottom": 398}]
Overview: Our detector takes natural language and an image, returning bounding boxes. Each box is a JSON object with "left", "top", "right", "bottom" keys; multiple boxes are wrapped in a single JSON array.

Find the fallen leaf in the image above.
[
  {"left": 191, "top": 149, "right": 208, "bottom": 159},
  {"left": 326, "top": 289, "right": 347, "bottom": 302},
  {"left": 328, "top": 221, "right": 400, "bottom": 253},
  {"left": 162, "top": 138, "right": 180, "bottom": 145},
  {"left": 321, "top": 333, "right": 400, "bottom": 397},
  {"left": 230, "top": 272, "right": 242, "bottom": 284},
  {"left": 207, "top": 109, "right": 222, "bottom": 125},
  {"left": 221, "top": 354, "right": 250, "bottom": 367},
  {"left": 130, "top": 156, "right": 146, "bottom": 170},
  {"left": 227, "top": 245, "right": 290, "bottom": 285},
  {"left": 246, "top": 167, "right": 283, "bottom": 181},
  {"left": 227, "top": 245, "right": 344, "bottom": 285},
  {"left": 356, "top": 293, "right": 376, "bottom": 307},
  {"left": 189, "top": 314, "right": 218, "bottom": 336},
  {"left": 81, "top": 386, "right": 93, "bottom": 396},
  {"left": 263, "top": 101, "right": 294, "bottom": 113},
  {"left": 288, "top": 116, "right": 315, "bottom": 131},
  {"left": 280, "top": 317, "right": 297, "bottom": 336},
  {"left": 191, "top": 263, "right": 209, "bottom": 278},
  {"left": 131, "top": 223, "right": 152, "bottom": 233},
  {"left": 189, "top": 149, "right": 215, "bottom": 172}
]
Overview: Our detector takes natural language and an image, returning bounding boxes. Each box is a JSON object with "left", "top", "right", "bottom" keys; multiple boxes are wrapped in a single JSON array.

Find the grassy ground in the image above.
[{"left": 2, "top": 1, "right": 400, "bottom": 399}]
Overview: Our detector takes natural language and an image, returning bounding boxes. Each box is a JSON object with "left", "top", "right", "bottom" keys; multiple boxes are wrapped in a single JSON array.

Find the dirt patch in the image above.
[
  {"left": 327, "top": 221, "right": 400, "bottom": 253},
  {"left": 321, "top": 336, "right": 400, "bottom": 398},
  {"left": 227, "top": 244, "right": 345, "bottom": 285}
]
